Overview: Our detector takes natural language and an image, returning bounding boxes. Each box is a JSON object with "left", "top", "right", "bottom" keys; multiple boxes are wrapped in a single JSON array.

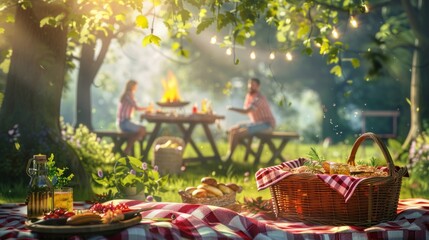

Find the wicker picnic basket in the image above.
[
  {"left": 269, "top": 132, "right": 408, "bottom": 226},
  {"left": 152, "top": 136, "right": 184, "bottom": 174},
  {"left": 179, "top": 191, "right": 237, "bottom": 207}
]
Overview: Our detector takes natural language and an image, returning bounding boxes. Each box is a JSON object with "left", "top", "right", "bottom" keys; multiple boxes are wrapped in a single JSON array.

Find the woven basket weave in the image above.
[
  {"left": 179, "top": 190, "right": 236, "bottom": 207},
  {"left": 270, "top": 132, "right": 408, "bottom": 226},
  {"left": 152, "top": 136, "right": 184, "bottom": 175}
]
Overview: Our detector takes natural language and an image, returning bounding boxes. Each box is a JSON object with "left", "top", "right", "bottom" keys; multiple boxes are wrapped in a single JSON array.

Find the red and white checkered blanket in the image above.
[
  {"left": 1, "top": 199, "right": 429, "bottom": 239},
  {"left": 255, "top": 158, "right": 396, "bottom": 202}
]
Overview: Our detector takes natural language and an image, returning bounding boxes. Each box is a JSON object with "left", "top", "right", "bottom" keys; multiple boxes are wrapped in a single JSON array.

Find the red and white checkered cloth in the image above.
[
  {"left": 255, "top": 158, "right": 393, "bottom": 202},
  {"left": 1, "top": 199, "right": 429, "bottom": 239}
]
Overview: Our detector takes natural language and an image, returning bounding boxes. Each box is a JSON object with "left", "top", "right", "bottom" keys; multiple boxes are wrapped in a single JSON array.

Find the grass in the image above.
[{"left": 0, "top": 140, "right": 427, "bottom": 204}]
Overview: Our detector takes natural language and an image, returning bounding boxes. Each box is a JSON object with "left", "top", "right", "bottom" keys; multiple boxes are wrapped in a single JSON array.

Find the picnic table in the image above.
[
  {"left": 1, "top": 198, "right": 428, "bottom": 239},
  {"left": 140, "top": 112, "right": 225, "bottom": 163}
]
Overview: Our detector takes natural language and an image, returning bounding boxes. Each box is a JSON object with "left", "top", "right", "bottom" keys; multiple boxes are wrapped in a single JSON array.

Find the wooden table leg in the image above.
[
  {"left": 267, "top": 139, "right": 288, "bottom": 165},
  {"left": 253, "top": 139, "right": 267, "bottom": 167},
  {"left": 141, "top": 123, "right": 162, "bottom": 161},
  {"left": 177, "top": 123, "right": 204, "bottom": 160},
  {"left": 202, "top": 124, "right": 221, "bottom": 162},
  {"left": 241, "top": 136, "right": 255, "bottom": 162}
]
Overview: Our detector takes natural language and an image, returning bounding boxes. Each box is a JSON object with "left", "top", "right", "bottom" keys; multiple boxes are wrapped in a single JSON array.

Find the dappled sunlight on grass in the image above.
[{"left": 1, "top": 141, "right": 427, "bottom": 204}]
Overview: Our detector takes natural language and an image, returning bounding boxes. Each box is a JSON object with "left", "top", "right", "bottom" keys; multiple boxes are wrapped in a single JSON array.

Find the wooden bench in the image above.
[
  {"left": 361, "top": 110, "right": 400, "bottom": 139},
  {"left": 240, "top": 131, "right": 300, "bottom": 166},
  {"left": 94, "top": 131, "right": 151, "bottom": 156}
]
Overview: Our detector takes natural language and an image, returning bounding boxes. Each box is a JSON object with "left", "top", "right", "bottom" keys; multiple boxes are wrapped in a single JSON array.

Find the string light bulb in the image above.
[
  {"left": 332, "top": 27, "right": 339, "bottom": 39},
  {"left": 350, "top": 16, "right": 358, "bottom": 28},
  {"left": 226, "top": 47, "right": 232, "bottom": 55},
  {"left": 269, "top": 52, "right": 275, "bottom": 60},
  {"left": 285, "top": 52, "right": 293, "bottom": 61},
  {"left": 210, "top": 36, "right": 217, "bottom": 44},
  {"left": 250, "top": 51, "right": 256, "bottom": 60}
]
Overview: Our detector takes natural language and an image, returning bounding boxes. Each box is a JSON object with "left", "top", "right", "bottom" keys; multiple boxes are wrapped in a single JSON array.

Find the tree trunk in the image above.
[
  {"left": 402, "top": 40, "right": 422, "bottom": 148},
  {"left": 401, "top": 0, "right": 429, "bottom": 149},
  {"left": 75, "top": 37, "right": 112, "bottom": 130},
  {"left": 0, "top": 1, "right": 90, "bottom": 193},
  {"left": 75, "top": 43, "right": 96, "bottom": 130}
]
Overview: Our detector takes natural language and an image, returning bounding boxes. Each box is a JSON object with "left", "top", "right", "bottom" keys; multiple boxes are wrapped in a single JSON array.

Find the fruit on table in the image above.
[
  {"left": 43, "top": 208, "right": 75, "bottom": 220},
  {"left": 89, "top": 202, "right": 130, "bottom": 213}
]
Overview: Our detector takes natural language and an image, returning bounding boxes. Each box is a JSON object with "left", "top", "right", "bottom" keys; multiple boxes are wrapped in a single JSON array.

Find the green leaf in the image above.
[
  {"left": 276, "top": 32, "right": 286, "bottom": 42},
  {"left": 142, "top": 34, "right": 161, "bottom": 46},
  {"left": 40, "top": 17, "right": 52, "bottom": 27},
  {"left": 197, "top": 17, "right": 214, "bottom": 34},
  {"left": 67, "top": 30, "right": 79, "bottom": 40},
  {"left": 180, "top": 9, "right": 191, "bottom": 22},
  {"left": 179, "top": 49, "right": 189, "bottom": 58},
  {"left": 406, "top": 98, "right": 411, "bottom": 106},
  {"left": 135, "top": 15, "right": 149, "bottom": 29},
  {"left": 319, "top": 41, "right": 330, "bottom": 55},
  {"left": 302, "top": 47, "right": 313, "bottom": 56},
  {"left": 128, "top": 156, "right": 143, "bottom": 169},
  {"left": 297, "top": 24, "right": 310, "bottom": 38},
  {"left": 351, "top": 58, "right": 360, "bottom": 68},
  {"left": 330, "top": 65, "right": 342, "bottom": 77}
]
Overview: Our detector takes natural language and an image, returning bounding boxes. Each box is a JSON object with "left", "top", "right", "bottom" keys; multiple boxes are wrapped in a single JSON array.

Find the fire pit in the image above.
[{"left": 157, "top": 71, "right": 189, "bottom": 108}]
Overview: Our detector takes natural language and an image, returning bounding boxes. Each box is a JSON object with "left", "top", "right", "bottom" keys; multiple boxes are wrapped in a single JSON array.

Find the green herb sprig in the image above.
[
  {"left": 305, "top": 147, "right": 326, "bottom": 172},
  {"left": 47, "top": 154, "right": 74, "bottom": 188}
]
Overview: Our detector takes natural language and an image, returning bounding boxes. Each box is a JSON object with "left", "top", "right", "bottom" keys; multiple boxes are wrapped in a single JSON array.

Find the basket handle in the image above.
[{"left": 347, "top": 132, "right": 395, "bottom": 176}]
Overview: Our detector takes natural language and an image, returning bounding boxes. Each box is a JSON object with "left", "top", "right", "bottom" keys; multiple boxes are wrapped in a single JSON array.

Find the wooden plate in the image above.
[{"left": 25, "top": 215, "right": 142, "bottom": 236}]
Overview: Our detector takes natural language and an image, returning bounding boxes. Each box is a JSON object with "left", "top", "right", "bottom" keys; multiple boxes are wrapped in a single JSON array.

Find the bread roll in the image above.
[
  {"left": 201, "top": 177, "right": 218, "bottom": 186},
  {"left": 192, "top": 188, "right": 208, "bottom": 198},
  {"left": 66, "top": 212, "right": 101, "bottom": 225},
  {"left": 217, "top": 183, "right": 233, "bottom": 194},
  {"left": 185, "top": 187, "right": 197, "bottom": 195},
  {"left": 225, "top": 183, "right": 242, "bottom": 193},
  {"left": 197, "top": 183, "right": 223, "bottom": 197}
]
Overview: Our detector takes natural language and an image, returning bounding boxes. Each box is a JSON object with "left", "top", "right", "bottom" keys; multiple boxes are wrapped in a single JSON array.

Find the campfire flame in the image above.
[{"left": 160, "top": 71, "right": 182, "bottom": 103}]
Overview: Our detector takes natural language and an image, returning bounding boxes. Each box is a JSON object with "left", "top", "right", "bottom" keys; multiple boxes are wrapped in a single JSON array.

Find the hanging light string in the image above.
[{"left": 209, "top": 2, "right": 365, "bottom": 62}]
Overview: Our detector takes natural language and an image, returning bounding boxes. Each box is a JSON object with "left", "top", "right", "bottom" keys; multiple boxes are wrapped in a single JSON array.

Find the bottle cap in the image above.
[{"left": 33, "top": 154, "right": 47, "bottom": 162}]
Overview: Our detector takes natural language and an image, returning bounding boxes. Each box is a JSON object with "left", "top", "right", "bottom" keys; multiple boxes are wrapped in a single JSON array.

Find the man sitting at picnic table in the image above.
[{"left": 224, "top": 77, "right": 276, "bottom": 162}]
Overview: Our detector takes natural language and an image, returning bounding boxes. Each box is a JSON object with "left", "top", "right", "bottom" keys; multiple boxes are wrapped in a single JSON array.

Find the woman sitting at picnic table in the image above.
[
  {"left": 117, "top": 79, "right": 147, "bottom": 155},
  {"left": 224, "top": 77, "right": 276, "bottom": 161}
]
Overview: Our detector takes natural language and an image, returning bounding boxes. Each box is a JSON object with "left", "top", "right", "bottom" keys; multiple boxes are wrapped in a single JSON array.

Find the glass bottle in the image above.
[
  {"left": 26, "top": 154, "right": 54, "bottom": 220},
  {"left": 201, "top": 99, "right": 207, "bottom": 113},
  {"left": 192, "top": 103, "right": 198, "bottom": 113}
]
